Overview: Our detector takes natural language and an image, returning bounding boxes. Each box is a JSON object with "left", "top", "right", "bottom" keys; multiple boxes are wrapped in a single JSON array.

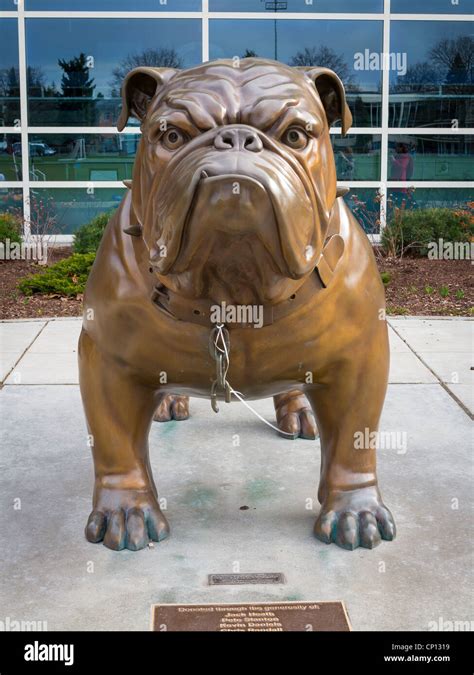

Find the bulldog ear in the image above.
[
  {"left": 117, "top": 66, "right": 178, "bottom": 131},
  {"left": 298, "top": 66, "right": 352, "bottom": 136}
]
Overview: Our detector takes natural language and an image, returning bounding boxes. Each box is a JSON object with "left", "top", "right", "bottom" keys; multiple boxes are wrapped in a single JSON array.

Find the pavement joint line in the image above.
[
  {"left": 0, "top": 319, "right": 51, "bottom": 388},
  {"left": 387, "top": 321, "right": 473, "bottom": 420}
]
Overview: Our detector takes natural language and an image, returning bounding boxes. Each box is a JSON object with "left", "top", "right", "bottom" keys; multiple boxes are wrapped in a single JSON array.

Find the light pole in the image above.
[{"left": 262, "top": 1, "right": 287, "bottom": 61}]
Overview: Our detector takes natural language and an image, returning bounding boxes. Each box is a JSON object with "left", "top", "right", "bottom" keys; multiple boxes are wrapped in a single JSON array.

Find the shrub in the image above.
[
  {"left": 382, "top": 207, "right": 473, "bottom": 257},
  {"left": 18, "top": 253, "right": 95, "bottom": 297},
  {"left": 73, "top": 211, "right": 113, "bottom": 254},
  {"left": 0, "top": 212, "right": 22, "bottom": 245},
  {"left": 380, "top": 271, "right": 391, "bottom": 285}
]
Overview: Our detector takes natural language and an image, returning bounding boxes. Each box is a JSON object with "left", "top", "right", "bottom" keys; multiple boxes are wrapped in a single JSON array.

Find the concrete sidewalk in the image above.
[{"left": 0, "top": 317, "right": 472, "bottom": 631}]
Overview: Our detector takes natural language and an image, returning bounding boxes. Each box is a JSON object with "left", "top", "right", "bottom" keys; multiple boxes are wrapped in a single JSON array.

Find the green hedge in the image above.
[
  {"left": 382, "top": 208, "right": 473, "bottom": 257},
  {"left": 18, "top": 253, "right": 95, "bottom": 297},
  {"left": 73, "top": 211, "right": 112, "bottom": 254},
  {"left": 0, "top": 213, "right": 22, "bottom": 245}
]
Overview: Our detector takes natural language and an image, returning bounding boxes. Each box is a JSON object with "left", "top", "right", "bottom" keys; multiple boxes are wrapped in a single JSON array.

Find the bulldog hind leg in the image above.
[
  {"left": 153, "top": 394, "right": 190, "bottom": 423},
  {"left": 273, "top": 390, "right": 318, "bottom": 440},
  {"left": 305, "top": 337, "right": 396, "bottom": 550},
  {"left": 78, "top": 330, "right": 169, "bottom": 551}
]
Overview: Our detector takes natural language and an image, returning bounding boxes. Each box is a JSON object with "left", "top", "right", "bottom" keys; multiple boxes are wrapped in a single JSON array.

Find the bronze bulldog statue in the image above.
[{"left": 79, "top": 58, "right": 396, "bottom": 552}]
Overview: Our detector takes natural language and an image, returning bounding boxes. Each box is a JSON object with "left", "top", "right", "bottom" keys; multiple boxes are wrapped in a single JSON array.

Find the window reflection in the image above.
[
  {"left": 25, "top": 0, "right": 202, "bottom": 9},
  {"left": 28, "top": 187, "right": 125, "bottom": 233},
  {"left": 25, "top": 19, "right": 202, "bottom": 126},
  {"left": 0, "top": 20, "right": 20, "bottom": 126},
  {"left": 387, "top": 188, "right": 473, "bottom": 218},
  {"left": 344, "top": 189, "right": 381, "bottom": 234},
  {"left": 391, "top": 0, "right": 469, "bottom": 13},
  {"left": 332, "top": 134, "right": 381, "bottom": 181},
  {"left": 388, "top": 135, "right": 473, "bottom": 181},
  {"left": 0, "top": 189, "right": 22, "bottom": 216},
  {"left": 390, "top": 21, "right": 473, "bottom": 128},
  {"left": 0, "top": 134, "right": 22, "bottom": 181},
  {"left": 210, "top": 19, "right": 383, "bottom": 127},
  {"left": 27, "top": 133, "right": 140, "bottom": 181}
]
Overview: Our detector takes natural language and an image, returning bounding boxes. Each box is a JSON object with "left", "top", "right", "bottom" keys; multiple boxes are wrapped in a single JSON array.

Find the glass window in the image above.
[
  {"left": 390, "top": 21, "right": 474, "bottom": 128},
  {"left": 210, "top": 0, "right": 383, "bottom": 11},
  {"left": 0, "top": 19, "right": 20, "bottom": 127},
  {"left": 332, "top": 134, "right": 381, "bottom": 181},
  {"left": 0, "top": 134, "right": 21, "bottom": 181},
  {"left": 0, "top": 188, "right": 22, "bottom": 216},
  {"left": 387, "top": 187, "right": 473, "bottom": 216},
  {"left": 0, "top": 0, "right": 17, "bottom": 8},
  {"left": 388, "top": 134, "right": 473, "bottom": 181},
  {"left": 26, "top": 18, "right": 202, "bottom": 126},
  {"left": 25, "top": 0, "right": 201, "bottom": 9},
  {"left": 210, "top": 19, "right": 383, "bottom": 127},
  {"left": 29, "top": 187, "right": 125, "bottom": 234},
  {"left": 27, "top": 133, "right": 139, "bottom": 181},
  {"left": 344, "top": 188, "right": 381, "bottom": 234},
  {"left": 391, "top": 0, "right": 470, "bottom": 13}
]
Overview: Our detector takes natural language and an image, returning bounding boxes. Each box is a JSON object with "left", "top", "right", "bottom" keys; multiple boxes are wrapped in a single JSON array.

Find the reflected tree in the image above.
[
  {"left": 110, "top": 48, "right": 183, "bottom": 96},
  {"left": 58, "top": 53, "right": 96, "bottom": 125},
  {"left": 289, "top": 46, "right": 355, "bottom": 88}
]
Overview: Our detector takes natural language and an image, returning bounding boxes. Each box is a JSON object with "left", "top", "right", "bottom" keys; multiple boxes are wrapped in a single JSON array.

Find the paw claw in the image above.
[
  {"left": 314, "top": 510, "right": 337, "bottom": 544},
  {"left": 103, "top": 510, "right": 126, "bottom": 551},
  {"left": 147, "top": 509, "right": 170, "bottom": 543},
  {"left": 359, "top": 511, "right": 382, "bottom": 549},
  {"left": 336, "top": 512, "right": 359, "bottom": 550},
  {"left": 85, "top": 510, "right": 106, "bottom": 543},
  {"left": 126, "top": 508, "right": 149, "bottom": 551},
  {"left": 376, "top": 507, "right": 397, "bottom": 541}
]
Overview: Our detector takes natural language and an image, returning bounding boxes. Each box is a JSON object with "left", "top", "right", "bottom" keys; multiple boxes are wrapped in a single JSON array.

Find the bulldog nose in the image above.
[{"left": 214, "top": 127, "right": 263, "bottom": 153}]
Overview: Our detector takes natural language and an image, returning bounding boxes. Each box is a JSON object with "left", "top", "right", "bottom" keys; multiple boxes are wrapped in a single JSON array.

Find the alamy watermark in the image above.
[
  {"left": 354, "top": 428, "right": 408, "bottom": 454},
  {"left": 0, "top": 238, "right": 48, "bottom": 263},
  {"left": 210, "top": 301, "right": 264, "bottom": 328},
  {"left": 428, "top": 617, "right": 474, "bottom": 631},
  {"left": 427, "top": 239, "right": 473, "bottom": 262},
  {"left": 0, "top": 616, "right": 48, "bottom": 631},
  {"left": 354, "top": 50, "right": 407, "bottom": 76}
]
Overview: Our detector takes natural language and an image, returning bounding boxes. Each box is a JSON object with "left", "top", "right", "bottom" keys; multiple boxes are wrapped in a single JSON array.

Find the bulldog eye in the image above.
[
  {"left": 281, "top": 126, "right": 309, "bottom": 150},
  {"left": 161, "top": 127, "right": 188, "bottom": 150}
]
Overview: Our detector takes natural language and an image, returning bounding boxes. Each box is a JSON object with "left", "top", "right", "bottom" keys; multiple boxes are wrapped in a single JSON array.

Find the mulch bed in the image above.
[
  {"left": 0, "top": 247, "right": 472, "bottom": 319},
  {"left": 0, "top": 247, "right": 82, "bottom": 320},
  {"left": 378, "top": 256, "right": 473, "bottom": 316}
]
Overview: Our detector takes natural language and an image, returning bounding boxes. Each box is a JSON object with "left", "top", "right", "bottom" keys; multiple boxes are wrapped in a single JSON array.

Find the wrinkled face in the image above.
[{"left": 122, "top": 59, "right": 351, "bottom": 303}]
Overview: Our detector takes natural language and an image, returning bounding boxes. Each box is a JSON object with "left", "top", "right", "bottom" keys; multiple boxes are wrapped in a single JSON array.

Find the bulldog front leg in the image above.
[
  {"left": 305, "top": 334, "right": 396, "bottom": 551},
  {"left": 78, "top": 330, "right": 169, "bottom": 551}
]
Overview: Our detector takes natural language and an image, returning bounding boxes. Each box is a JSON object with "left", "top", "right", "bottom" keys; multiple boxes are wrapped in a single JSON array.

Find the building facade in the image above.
[{"left": 0, "top": 0, "right": 472, "bottom": 239}]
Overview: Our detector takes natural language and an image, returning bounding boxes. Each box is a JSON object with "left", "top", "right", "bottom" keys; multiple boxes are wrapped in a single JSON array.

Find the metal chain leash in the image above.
[
  {"left": 209, "top": 324, "right": 231, "bottom": 412},
  {"left": 207, "top": 323, "right": 296, "bottom": 436}
]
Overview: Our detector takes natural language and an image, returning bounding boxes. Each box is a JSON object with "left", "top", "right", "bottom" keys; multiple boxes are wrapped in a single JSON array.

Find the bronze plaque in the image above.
[
  {"left": 208, "top": 572, "right": 285, "bottom": 586},
  {"left": 151, "top": 601, "right": 352, "bottom": 632}
]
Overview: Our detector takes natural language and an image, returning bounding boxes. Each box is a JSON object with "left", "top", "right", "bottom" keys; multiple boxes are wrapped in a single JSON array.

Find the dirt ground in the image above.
[{"left": 0, "top": 247, "right": 472, "bottom": 319}]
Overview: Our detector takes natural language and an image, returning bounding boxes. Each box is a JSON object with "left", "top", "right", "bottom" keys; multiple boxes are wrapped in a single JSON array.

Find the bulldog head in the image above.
[{"left": 118, "top": 59, "right": 351, "bottom": 304}]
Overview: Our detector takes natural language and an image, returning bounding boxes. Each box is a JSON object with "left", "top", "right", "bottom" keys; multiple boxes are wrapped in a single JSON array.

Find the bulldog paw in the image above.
[
  {"left": 273, "top": 390, "right": 318, "bottom": 440},
  {"left": 85, "top": 487, "right": 169, "bottom": 551},
  {"left": 314, "top": 486, "right": 396, "bottom": 551},
  {"left": 154, "top": 394, "right": 190, "bottom": 423}
]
